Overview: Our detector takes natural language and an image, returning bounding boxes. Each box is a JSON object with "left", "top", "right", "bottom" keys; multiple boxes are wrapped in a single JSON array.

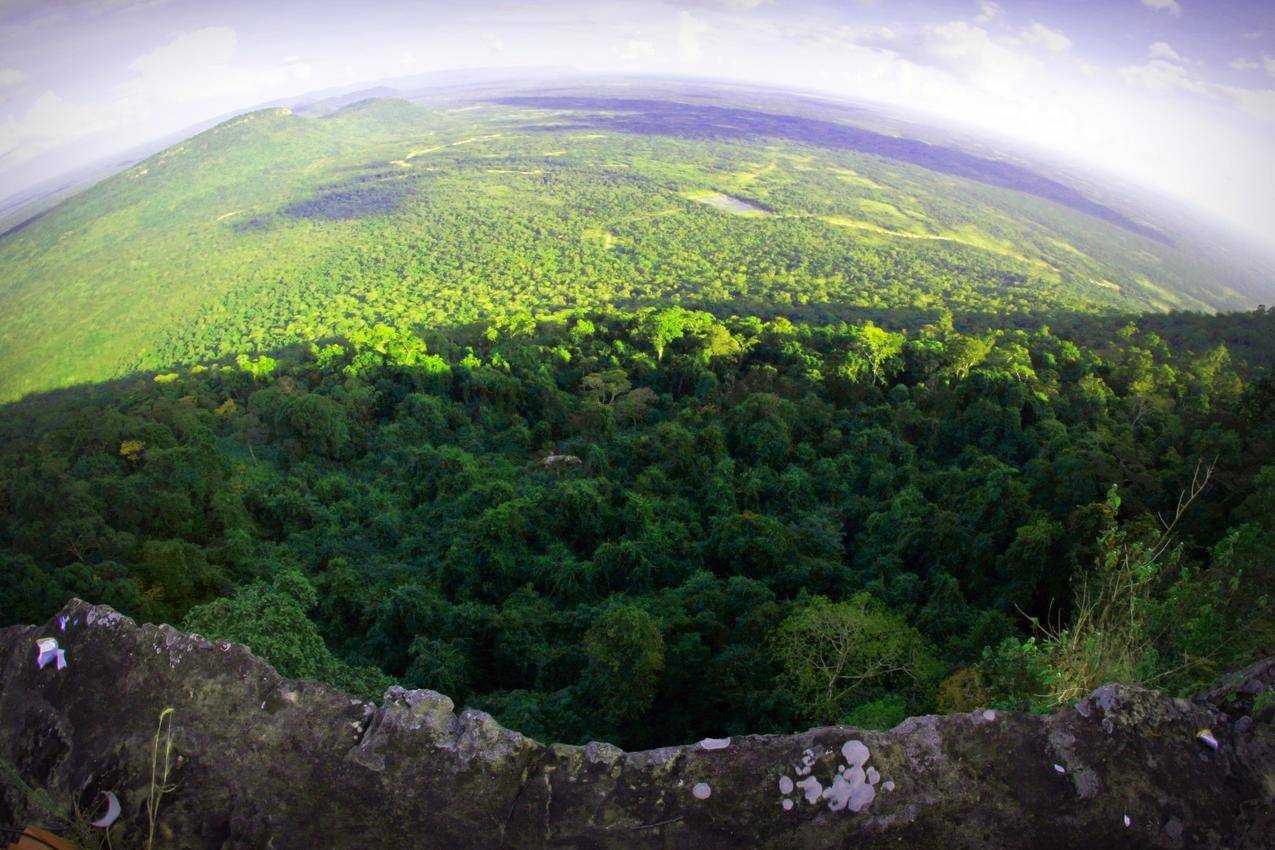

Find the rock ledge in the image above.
[{"left": 1, "top": 600, "right": 1272, "bottom": 849}]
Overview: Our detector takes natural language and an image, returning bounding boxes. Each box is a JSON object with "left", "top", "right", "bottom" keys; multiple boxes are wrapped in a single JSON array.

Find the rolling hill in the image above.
[{"left": 0, "top": 78, "right": 1270, "bottom": 402}]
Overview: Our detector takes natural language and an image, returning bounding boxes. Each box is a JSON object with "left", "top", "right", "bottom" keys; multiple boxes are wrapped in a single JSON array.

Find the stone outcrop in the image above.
[{"left": 1, "top": 599, "right": 1272, "bottom": 849}]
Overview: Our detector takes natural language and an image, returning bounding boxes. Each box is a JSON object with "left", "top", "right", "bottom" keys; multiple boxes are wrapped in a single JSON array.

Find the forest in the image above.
[
  {"left": 0, "top": 94, "right": 1261, "bottom": 403},
  {"left": 2, "top": 305, "right": 1271, "bottom": 749}
]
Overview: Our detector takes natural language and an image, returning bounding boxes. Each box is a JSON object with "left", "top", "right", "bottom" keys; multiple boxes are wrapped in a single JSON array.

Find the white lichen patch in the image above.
[
  {"left": 699, "top": 737, "right": 731, "bottom": 751},
  {"left": 841, "top": 740, "right": 870, "bottom": 768},
  {"left": 982, "top": 709, "right": 996, "bottom": 721},
  {"left": 86, "top": 606, "right": 128, "bottom": 627},
  {"left": 780, "top": 738, "right": 890, "bottom": 814},
  {"left": 692, "top": 782, "right": 712, "bottom": 800},
  {"left": 823, "top": 774, "right": 855, "bottom": 811},
  {"left": 795, "top": 776, "right": 823, "bottom": 804}
]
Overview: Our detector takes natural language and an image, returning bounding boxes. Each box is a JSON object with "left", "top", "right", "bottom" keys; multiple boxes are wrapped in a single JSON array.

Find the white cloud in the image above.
[
  {"left": 0, "top": 68, "right": 28, "bottom": 88},
  {"left": 1148, "top": 41, "right": 1180, "bottom": 61},
  {"left": 1242, "top": 30, "right": 1263, "bottom": 40},
  {"left": 668, "top": 0, "right": 766, "bottom": 8},
  {"left": 119, "top": 27, "right": 318, "bottom": 104},
  {"left": 129, "top": 26, "right": 237, "bottom": 78},
  {"left": 1220, "top": 85, "right": 1275, "bottom": 123},
  {"left": 0, "top": 90, "right": 119, "bottom": 163},
  {"left": 911, "top": 21, "right": 1035, "bottom": 95},
  {"left": 1118, "top": 59, "right": 1206, "bottom": 94},
  {"left": 1141, "top": 0, "right": 1181, "bottom": 16},
  {"left": 621, "top": 38, "right": 657, "bottom": 60},
  {"left": 1118, "top": 56, "right": 1275, "bottom": 125},
  {"left": 973, "top": 2, "right": 1001, "bottom": 25},
  {"left": 1231, "top": 57, "right": 1259, "bottom": 71},
  {"left": 678, "top": 10, "right": 708, "bottom": 63},
  {"left": 703, "top": 0, "right": 765, "bottom": 8},
  {"left": 1019, "top": 22, "right": 1072, "bottom": 53},
  {"left": 1267, "top": 55, "right": 1275, "bottom": 77},
  {"left": 797, "top": 23, "right": 896, "bottom": 51}
]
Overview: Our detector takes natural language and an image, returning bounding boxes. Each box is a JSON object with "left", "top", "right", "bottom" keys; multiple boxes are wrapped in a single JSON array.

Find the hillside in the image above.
[{"left": 1, "top": 81, "right": 1269, "bottom": 402}]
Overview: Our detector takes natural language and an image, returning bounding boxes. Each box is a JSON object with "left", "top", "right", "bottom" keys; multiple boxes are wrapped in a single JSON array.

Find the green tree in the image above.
[
  {"left": 183, "top": 570, "right": 391, "bottom": 699},
  {"left": 583, "top": 605, "right": 665, "bottom": 723},
  {"left": 773, "top": 593, "right": 940, "bottom": 723}
]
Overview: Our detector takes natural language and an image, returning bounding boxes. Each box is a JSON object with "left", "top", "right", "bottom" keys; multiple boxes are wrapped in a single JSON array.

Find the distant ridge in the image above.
[{"left": 496, "top": 96, "right": 1168, "bottom": 245}]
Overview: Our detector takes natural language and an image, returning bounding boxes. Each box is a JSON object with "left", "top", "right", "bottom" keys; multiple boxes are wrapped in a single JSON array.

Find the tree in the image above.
[
  {"left": 636, "top": 307, "right": 711, "bottom": 362},
  {"left": 772, "top": 593, "right": 939, "bottom": 723},
  {"left": 583, "top": 605, "right": 665, "bottom": 723},
  {"left": 581, "top": 369, "right": 631, "bottom": 405},
  {"left": 845, "top": 322, "right": 904, "bottom": 386},
  {"left": 183, "top": 570, "right": 391, "bottom": 699},
  {"left": 942, "top": 335, "right": 993, "bottom": 381}
]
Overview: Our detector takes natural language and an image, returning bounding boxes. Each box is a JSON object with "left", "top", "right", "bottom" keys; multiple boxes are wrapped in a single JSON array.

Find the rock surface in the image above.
[{"left": 1, "top": 599, "right": 1272, "bottom": 849}]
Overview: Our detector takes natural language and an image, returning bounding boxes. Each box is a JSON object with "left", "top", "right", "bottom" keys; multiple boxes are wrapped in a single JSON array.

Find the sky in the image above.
[{"left": 1, "top": 0, "right": 1273, "bottom": 247}]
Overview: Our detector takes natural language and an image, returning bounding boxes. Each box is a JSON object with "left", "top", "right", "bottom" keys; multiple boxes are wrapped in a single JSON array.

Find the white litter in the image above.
[{"left": 90, "top": 791, "right": 121, "bottom": 828}]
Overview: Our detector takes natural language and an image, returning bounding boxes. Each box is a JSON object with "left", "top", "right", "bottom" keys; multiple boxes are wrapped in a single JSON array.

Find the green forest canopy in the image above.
[{"left": 2, "top": 305, "right": 1271, "bottom": 748}]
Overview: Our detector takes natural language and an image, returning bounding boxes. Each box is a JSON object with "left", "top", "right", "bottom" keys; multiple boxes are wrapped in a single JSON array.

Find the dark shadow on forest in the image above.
[
  {"left": 282, "top": 180, "right": 418, "bottom": 221},
  {"left": 491, "top": 96, "right": 1170, "bottom": 246}
]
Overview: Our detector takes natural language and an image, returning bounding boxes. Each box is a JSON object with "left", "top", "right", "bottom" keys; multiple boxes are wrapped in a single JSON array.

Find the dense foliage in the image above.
[{"left": 2, "top": 306, "right": 1272, "bottom": 748}]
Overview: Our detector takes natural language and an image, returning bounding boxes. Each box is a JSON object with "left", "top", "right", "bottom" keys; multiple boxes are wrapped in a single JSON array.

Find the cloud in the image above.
[
  {"left": 1242, "top": 31, "right": 1263, "bottom": 40},
  {"left": 0, "top": 90, "right": 119, "bottom": 163},
  {"left": 973, "top": 2, "right": 1001, "bottom": 25},
  {"left": 96, "top": 0, "right": 173, "bottom": 13},
  {"left": 129, "top": 26, "right": 237, "bottom": 78},
  {"left": 1141, "top": 0, "right": 1181, "bottom": 17},
  {"left": 796, "top": 23, "right": 896, "bottom": 51},
  {"left": 1019, "top": 22, "right": 1072, "bottom": 53},
  {"left": 1220, "top": 85, "right": 1275, "bottom": 123},
  {"left": 1118, "top": 59, "right": 1207, "bottom": 94},
  {"left": 1234, "top": 54, "right": 1275, "bottom": 77},
  {"left": 1148, "top": 41, "right": 1180, "bottom": 61},
  {"left": 119, "top": 26, "right": 314, "bottom": 104},
  {"left": 909, "top": 20, "right": 1036, "bottom": 94},
  {"left": 678, "top": 10, "right": 708, "bottom": 63},
  {"left": 0, "top": 67, "right": 28, "bottom": 105},
  {"left": 665, "top": 0, "right": 767, "bottom": 10},
  {"left": 1118, "top": 56, "right": 1275, "bottom": 124},
  {"left": 621, "top": 38, "right": 657, "bottom": 60}
]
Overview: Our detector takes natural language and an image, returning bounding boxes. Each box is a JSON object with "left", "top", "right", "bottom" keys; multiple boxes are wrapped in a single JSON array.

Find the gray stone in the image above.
[{"left": 2, "top": 599, "right": 1274, "bottom": 849}]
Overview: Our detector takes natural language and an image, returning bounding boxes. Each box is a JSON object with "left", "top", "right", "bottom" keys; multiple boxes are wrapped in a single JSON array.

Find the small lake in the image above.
[{"left": 694, "top": 193, "right": 770, "bottom": 216}]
